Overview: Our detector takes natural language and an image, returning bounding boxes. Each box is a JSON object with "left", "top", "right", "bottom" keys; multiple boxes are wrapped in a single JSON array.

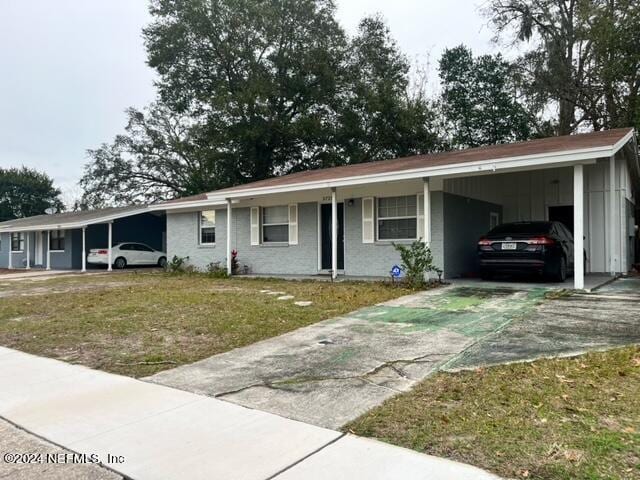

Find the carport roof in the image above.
[{"left": 0, "top": 205, "right": 150, "bottom": 232}]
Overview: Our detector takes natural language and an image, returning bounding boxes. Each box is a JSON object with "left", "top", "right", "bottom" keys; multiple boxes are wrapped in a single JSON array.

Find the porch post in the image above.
[
  {"left": 608, "top": 155, "right": 617, "bottom": 275},
  {"left": 7, "top": 233, "right": 12, "bottom": 270},
  {"left": 81, "top": 226, "right": 87, "bottom": 272},
  {"left": 574, "top": 164, "right": 585, "bottom": 290},
  {"left": 26, "top": 232, "right": 30, "bottom": 270},
  {"left": 107, "top": 222, "right": 113, "bottom": 272},
  {"left": 331, "top": 187, "right": 338, "bottom": 279},
  {"left": 423, "top": 178, "right": 431, "bottom": 245},
  {"left": 46, "top": 231, "right": 51, "bottom": 270},
  {"left": 226, "top": 199, "right": 232, "bottom": 275}
]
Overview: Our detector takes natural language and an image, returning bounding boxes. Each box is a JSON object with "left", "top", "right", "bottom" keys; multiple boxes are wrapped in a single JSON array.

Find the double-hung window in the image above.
[
  {"left": 262, "top": 206, "right": 289, "bottom": 243},
  {"left": 50, "top": 230, "right": 65, "bottom": 251},
  {"left": 377, "top": 196, "right": 418, "bottom": 240},
  {"left": 199, "top": 211, "right": 216, "bottom": 245},
  {"left": 11, "top": 233, "right": 24, "bottom": 252}
]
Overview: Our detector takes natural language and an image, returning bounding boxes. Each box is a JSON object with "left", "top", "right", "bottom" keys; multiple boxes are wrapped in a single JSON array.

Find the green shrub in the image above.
[
  {"left": 166, "top": 255, "right": 190, "bottom": 274},
  {"left": 206, "top": 262, "right": 229, "bottom": 279},
  {"left": 393, "top": 240, "right": 438, "bottom": 288}
]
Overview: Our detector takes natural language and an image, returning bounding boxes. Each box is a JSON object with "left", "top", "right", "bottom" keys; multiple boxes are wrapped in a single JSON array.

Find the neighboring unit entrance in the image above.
[
  {"left": 320, "top": 203, "right": 345, "bottom": 271},
  {"left": 548, "top": 205, "right": 574, "bottom": 234}
]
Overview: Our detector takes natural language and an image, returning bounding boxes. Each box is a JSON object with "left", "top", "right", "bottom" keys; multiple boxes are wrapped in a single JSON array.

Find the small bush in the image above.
[
  {"left": 393, "top": 240, "right": 438, "bottom": 288},
  {"left": 166, "top": 255, "right": 190, "bottom": 274},
  {"left": 206, "top": 261, "right": 229, "bottom": 279}
]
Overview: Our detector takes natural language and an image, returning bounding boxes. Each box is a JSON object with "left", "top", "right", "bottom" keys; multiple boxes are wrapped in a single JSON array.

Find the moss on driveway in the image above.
[
  {"left": 0, "top": 272, "right": 412, "bottom": 377},
  {"left": 346, "top": 346, "right": 640, "bottom": 480}
]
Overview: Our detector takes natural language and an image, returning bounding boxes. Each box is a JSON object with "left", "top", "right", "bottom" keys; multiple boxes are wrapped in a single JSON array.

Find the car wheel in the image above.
[
  {"left": 158, "top": 256, "right": 167, "bottom": 268},
  {"left": 555, "top": 256, "right": 567, "bottom": 282},
  {"left": 114, "top": 257, "right": 127, "bottom": 269}
]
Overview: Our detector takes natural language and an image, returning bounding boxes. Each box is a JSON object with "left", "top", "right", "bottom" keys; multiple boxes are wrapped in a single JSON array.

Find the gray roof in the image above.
[{"left": 0, "top": 205, "right": 151, "bottom": 232}]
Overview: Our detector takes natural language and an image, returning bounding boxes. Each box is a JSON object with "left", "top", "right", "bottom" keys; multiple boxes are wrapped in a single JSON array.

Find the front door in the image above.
[{"left": 320, "top": 203, "right": 344, "bottom": 271}]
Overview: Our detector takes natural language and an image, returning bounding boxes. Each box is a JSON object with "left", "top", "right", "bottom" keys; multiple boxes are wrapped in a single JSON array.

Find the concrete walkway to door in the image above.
[{"left": 0, "top": 346, "right": 497, "bottom": 480}]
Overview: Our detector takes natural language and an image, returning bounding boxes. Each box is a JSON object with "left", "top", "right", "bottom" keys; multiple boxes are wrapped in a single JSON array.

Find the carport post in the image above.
[
  {"left": 423, "top": 178, "right": 431, "bottom": 245},
  {"left": 107, "top": 222, "right": 113, "bottom": 272},
  {"left": 7, "top": 233, "right": 12, "bottom": 269},
  {"left": 609, "top": 155, "right": 617, "bottom": 275},
  {"left": 46, "top": 231, "right": 51, "bottom": 270},
  {"left": 25, "top": 232, "right": 30, "bottom": 270},
  {"left": 81, "top": 226, "right": 86, "bottom": 272},
  {"left": 331, "top": 187, "right": 338, "bottom": 279},
  {"left": 574, "top": 164, "right": 585, "bottom": 290},
  {"left": 226, "top": 199, "right": 232, "bottom": 275}
]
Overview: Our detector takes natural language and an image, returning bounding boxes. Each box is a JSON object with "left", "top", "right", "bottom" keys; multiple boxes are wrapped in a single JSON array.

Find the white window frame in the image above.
[
  {"left": 262, "top": 205, "right": 289, "bottom": 244},
  {"left": 376, "top": 195, "right": 419, "bottom": 241},
  {"left": 49, "top": 230, "right": 66, "bottom": 252},
  {"left": 11, "top": 232, "right": 24, "bottom": 252},
  {"left": 199, "top": 210, "right": 216, "bottom": 245}
]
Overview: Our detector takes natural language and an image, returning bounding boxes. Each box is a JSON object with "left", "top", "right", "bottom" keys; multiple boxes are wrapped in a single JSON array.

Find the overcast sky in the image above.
[{"left": 0, "top": 0, "right": 495, "bottom": 201}]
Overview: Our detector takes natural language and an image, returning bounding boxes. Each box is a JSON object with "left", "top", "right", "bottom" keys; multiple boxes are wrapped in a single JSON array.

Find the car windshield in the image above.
[{"left": 489, "top": 222, "right": 552, "bottom": 236}]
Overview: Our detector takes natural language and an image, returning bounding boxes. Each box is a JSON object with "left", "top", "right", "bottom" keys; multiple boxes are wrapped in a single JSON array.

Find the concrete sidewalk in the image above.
[{"left": 0, "top": 346, "right": 498, "bottom": 480}]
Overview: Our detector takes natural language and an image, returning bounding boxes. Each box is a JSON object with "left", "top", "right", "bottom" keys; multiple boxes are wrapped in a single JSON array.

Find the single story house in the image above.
[
  {"left": 155, "top": 128, "right": 640, "bottom": 290},
  {"left": 0, "top": 207, "right": 165, "bottom": 271}
]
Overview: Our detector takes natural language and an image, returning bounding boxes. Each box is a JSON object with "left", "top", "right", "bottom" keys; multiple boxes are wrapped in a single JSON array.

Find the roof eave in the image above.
[
  {"left": 0, "top": 207, "right": 151, "bottom": 233},
  {"left": 205, "top": 140, "right": 630, "bottom": 201}
]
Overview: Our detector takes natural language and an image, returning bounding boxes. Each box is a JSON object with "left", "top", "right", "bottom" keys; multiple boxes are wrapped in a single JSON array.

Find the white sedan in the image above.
[{"left": 87, "top": 243, "right": 167, "bottom": 269}]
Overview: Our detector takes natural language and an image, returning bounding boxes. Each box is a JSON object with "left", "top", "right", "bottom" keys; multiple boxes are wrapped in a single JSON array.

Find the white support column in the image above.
[
  {"left": 7, "top": 234, "right": 12, "bottom": 270},
  {"left": 574, "top": 164, "right": 585, "bottom": 290},
  {"left": 46, "top": 231, "right": 51, "bottom": 270},
  {"left": 26, "top": 232, "right": 30, "bottom": 270},
  {"left": 331, "top": 187, "right": 338, "bottom": 279},
  {"left": 226, "top": 199, "right": 232, "bottom": 275},
  {"left": 609, "top": 155, "right": 617, "bottom": 275},
  {"left": 107, "top": 222, "right": 113, "bottom": 272},
  {"left": 423, "top": 178, "right": 431, "bottom": 245},
  {"left": 81, "top": 226, "right": 87, "bottom": 272}
]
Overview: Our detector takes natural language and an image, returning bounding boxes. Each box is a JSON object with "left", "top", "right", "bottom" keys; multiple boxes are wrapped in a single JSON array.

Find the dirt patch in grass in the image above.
[
  {"left": 0, "top": 272, "right": 413, "bottom": 377},
  {"left": 345, "top": 346, "right": 640, "bottom": 480}
]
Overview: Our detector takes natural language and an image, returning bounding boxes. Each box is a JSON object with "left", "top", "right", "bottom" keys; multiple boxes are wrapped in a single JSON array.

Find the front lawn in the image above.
[
  {"left": 346, "top": 346, "right": 640, "bottom": 480},
  {"left": 0, "top": 272, "right": 412, "bottom": 377}
]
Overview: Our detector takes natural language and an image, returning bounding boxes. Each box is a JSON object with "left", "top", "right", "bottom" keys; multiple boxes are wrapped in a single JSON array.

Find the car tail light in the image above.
[
  {"left": 528, "top": 237, "right": 555, "bottom": 245},
  {"left": 97, "top": 250, "right": 108, "bottom": 254},
  {"left": 478, "top": 238, "right": 493, "bottom": 246}
]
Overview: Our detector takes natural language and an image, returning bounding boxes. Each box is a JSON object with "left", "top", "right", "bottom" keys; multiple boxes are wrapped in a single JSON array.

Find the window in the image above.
[
  {"left": 200, "top": 211, "right": 216, "bottom": 244},
  {"left": 377, "top": 196, "right": 417, "bottom": 240},
  {"left": 262, "top": 206, "right": 289, "bottom": 243},
  {"left": 135, "top": 244, "right": 154, "bottom": 252},
  {"left": 11, "top": 233, "right": 24, "bottom": 252},
  {"left": 50, "top": 230, "right": 65, "bottom": 251}
]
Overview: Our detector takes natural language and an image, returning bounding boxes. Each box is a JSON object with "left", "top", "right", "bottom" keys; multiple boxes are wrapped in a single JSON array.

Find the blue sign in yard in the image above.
[{"left": 391, "top": 265, "right": 403, "bottom": 278}]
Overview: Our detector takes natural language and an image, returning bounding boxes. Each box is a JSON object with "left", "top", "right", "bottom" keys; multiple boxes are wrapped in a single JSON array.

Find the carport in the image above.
[
  {"left": 440, "top": 136, "right": 639, "bottom": 288},
  {"left": 0, "top": 206, "right": 166, "bottom": 272}
]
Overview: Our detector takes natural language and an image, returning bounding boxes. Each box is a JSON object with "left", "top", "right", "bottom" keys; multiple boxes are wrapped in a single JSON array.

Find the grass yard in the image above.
[
  {"left": 346, "top": 346, "right": 640, "bottom": 480},
  {"left": 0, "top": 272, "right": 412, "bottom": 377}
]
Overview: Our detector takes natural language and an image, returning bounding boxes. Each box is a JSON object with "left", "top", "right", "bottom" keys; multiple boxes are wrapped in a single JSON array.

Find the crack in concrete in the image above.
[{"left": 213, "top": 352, "right": 458, "bottom": 399}]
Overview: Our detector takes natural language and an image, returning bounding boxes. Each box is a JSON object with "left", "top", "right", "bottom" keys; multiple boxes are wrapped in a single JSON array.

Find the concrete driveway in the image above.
[
  {"left": 148, "top": 284, "right": 554, "bottom": 428},
  {"left": 449, "top": 276, "right": 640, "bottom": 370},
  {"left": 149, "top": 278, "right": 640, "bottom": 430}
]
